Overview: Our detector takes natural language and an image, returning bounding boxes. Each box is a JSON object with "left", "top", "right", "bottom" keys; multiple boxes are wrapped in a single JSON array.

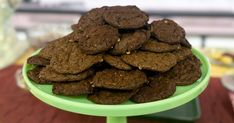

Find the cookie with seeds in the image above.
[
  {"left": 151, "top": 19, "right": 185, "bottom": 44},
  {"left": 27, "top": 67, "right": 50, "bottom": 84},
  {"left": 103, "top": 6, "right": 149, "bottom": 29},
  {"left": 52, "top": 78, "right": 93, "bottom": 96},
  {"left": 39, "top": 66, "right": 94, "bottom": 82},
  {"left": 38, "top": 32, "right": 79, "bottom": 59},
  {"left": 167, "top": 55, "right": 201, "bottom": 86},
  {"left": 50, "top": 42, "right": 103, "bottom": 74},
  {"left": 121, "top": 51, "right": 177, "bottom": 72},
  {"left": 73, "top": 7, "right": 107, "bottom": 31},
  {"left": 172, "top": 46, "right": 193, "bottom": 61},
  {"left": 110, "top": 30, "right": 150, "bottom": 55},
  {"left": 27, "top": 55, "right": 50, "bottom": 66},
  {"left": 78, "top": 25, "right": 119, "bottom": 54},
  {"left": 88, "top": 89, "right": 137, "bottom": 104},
  {"left": 103, "top": 55, "right": 132, "bottom": 70},
  {"left": 131, "top": 74, "right": 176, "bottom": 103},
  {"left": 38, "top": 39, "right": 63, "bottom": 60},
  {"left": 141, "top": 38, "right": 181, "bottom": 53},
  {"left": 92, "top": 69, "right": 147, "bottom": 90}
]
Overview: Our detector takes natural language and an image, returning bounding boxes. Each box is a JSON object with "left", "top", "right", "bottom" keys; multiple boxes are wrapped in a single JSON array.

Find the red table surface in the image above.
[{"left": 0, "top": 65, "right": 233, "bottom": 123}]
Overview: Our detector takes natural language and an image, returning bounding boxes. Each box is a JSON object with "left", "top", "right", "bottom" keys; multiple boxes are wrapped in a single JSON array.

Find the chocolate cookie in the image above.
[
  {"left": 172, "top": 46, "right": 193, "bottom": 61},
  {"left": 131, "top": 74, "right": 176, "bottom": 103},
  {"left": 39, "top": 32, "right": 79, "bottom": 59},
  {"left": 103, "top": 6, "right": 149, "bottom": 29},
  {"left": 88, "top": 89, "right": 137, "bottom": 104},
  {"left": 73, "top": 7, "right": 107, "bottom": 31},
  {"left": 121, "top": 51, "right": 177, "bottom": 72},
  {"left": 27, "top": 67, "right": 50, "bottom": 84},
  {"left": 167, "top": 55, "right": 201, "bottom": 86},
  {"left": 181, "top": 38, "right": 192, "bottom": 49},
  {"left": 151, "top": 19, "right": 185, "bottom": 44},
  {"left": 38, "top": 39, "right": 62, "bottom": 60},
  {"left": 27, "top": 55, "right": 50, "bottom": 66},
  {"left": 92, "top": 69, "right": 147, "bottom": 90},
  {"left": 39, "top": 66, "right": 94, "bottom": 82},
  {"left": 50, "top": 42, "right": 103, "bottom": 74},
  {"left": 65, "top": 31, "right": 81, "bottom": 42},
  {"left": 104, "top": 55, "right": 132, "bottom": 70},
  {"left": 110, "top": 30, "right": 150, "bottom": 55},
  {"left": 52, "top": 78, "right": 93, "bottom": 96},
  {"left": 141, "top": 38, "right": 181, "bottom": 53},
  {"left": 78, "top": 25, "right": 119, "bottom": 54}
]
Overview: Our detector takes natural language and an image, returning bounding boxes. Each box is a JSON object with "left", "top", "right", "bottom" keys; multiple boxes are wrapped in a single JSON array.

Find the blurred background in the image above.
[{"left": 0, "top": 0, "right": 234, "bottom": 123}]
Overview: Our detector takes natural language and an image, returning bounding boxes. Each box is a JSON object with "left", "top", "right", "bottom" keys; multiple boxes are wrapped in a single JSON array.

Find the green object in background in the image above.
[{"left": 22, "top": 48, "right": 211, "bottom": 123}]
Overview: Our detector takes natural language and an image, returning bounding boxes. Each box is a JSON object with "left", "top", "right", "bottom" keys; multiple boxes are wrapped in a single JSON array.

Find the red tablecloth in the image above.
[{"left": 0, "top": 65, "right": 233, "bottom": 123}]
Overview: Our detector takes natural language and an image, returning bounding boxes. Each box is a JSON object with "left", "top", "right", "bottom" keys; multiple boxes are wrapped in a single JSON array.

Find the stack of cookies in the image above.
[{"left": 27, "top": 6, "right": 201, "bottom": 104}]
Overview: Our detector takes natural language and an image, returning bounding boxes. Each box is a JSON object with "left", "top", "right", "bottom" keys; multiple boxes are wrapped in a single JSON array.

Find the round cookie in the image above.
[
  {"left": 151, "top": 19, "right": 185, "bottom": 44},
  {"left": 172, "top": 46, "right": 193, "bottom": 61},
  {"left": 78, "top": 25, "right": 119, "bottom": 54},
  {"left": 141, "top": 38, "right": 181, "bottom": 53},
  {"left": 38, "top": 38, "right": 64, "bottom": 60},
  {"left": 50, "top": 42, "right": 103, "bottom": 74},
  {"left": 73, "top": 7, "right": 107, "bottom": 31},
  {"left": 39, "top": 32, "right": 79, "bottom": 59},
  {"left": 52, "top": 78, "right": 93, "bottom": 96},
  {"left": 88, "top": 89, "right": 137, "bottom": 104},
  {"left": 27, "top": 67, "right": 50, "bottom": 84},
  {"left": 27, "top": 55, "right": 50, "bottom": 66},
  {"left": 131, "top": 74, "right": 176, "bottom": 103},
  {"left": 121, "top": 51, "right": 177, "bottom": 72},
  {"left": 110, "top": 30, "right": 150, "bottom": 55},
  {"left": 167, "top": 55, "right": 201, "bottom": 86},
  {"left": 92, "top": 69, "right": 147, "bottom": 90},
  {"left": 103, "top": 6, "right": 149, "bottom": 29},
  {"left": 39, "top": 66, "right": 94, "bottom": 82},
  {"left": 103, "top": 55, "right": 132, "bottom": 70}
]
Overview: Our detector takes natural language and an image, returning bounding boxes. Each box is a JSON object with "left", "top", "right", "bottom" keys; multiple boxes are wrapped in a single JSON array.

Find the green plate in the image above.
[{"left": 22, "top": 48, "right": 210, "bottom": 123}]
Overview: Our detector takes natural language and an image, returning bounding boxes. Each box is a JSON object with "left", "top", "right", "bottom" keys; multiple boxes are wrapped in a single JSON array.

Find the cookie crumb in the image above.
[{"left": 126, "top": 51, "right": 131, "bottom": 54}]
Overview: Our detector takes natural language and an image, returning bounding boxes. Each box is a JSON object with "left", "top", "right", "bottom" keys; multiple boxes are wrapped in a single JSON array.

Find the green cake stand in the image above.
[{"left": 22, "top": 48, "right": 211, "bottom": 123}]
